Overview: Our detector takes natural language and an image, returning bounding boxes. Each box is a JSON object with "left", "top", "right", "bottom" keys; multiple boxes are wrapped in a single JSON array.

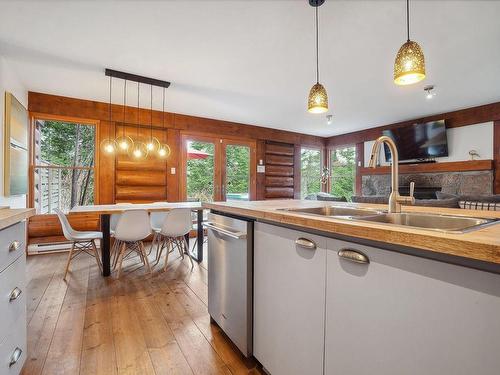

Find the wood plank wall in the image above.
[{"left": 264, "top": 142, "right": 296, "bottom": 199}]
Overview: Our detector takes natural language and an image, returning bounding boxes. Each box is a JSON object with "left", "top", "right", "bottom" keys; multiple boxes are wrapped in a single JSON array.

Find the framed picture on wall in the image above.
[{"left": 4, "top": 92, "right": 29, "bottom": 196}]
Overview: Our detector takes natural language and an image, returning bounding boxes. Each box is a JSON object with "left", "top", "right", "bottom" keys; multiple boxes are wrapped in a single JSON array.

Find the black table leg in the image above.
[
  {"left": 100, "top": 213, "right": 111, "bottom": 277},
  {"left": 196, "top": 209, "right": 203, "bottom": 262}
]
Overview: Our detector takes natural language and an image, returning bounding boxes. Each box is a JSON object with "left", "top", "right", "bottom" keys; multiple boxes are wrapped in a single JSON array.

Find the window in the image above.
[
  {"left": 330, "top": 146, "right": 356, "bottom": 201},
  {"left": 300, "top": 147, "right": 322, "bottom": 198},
  {"left": 186, "top": 140, "right": 215, "bottom": 202},
  {"left": 33, "top": 119, "right": 96, "bottom": 214}
]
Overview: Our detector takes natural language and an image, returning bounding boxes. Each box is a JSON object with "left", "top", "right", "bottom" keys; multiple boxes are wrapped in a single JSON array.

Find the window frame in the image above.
[
  {"left": 29, "top": 113, "right": 100, "bottom": 213},
  {"left": 327, "top": 145, "right": 357, "bottom": 200},
  {"left": 299, "top": 145, "right": 325, "bottom": 198}
]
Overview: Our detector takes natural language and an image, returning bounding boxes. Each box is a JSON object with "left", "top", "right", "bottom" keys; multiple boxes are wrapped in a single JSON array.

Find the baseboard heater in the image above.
[{"left": 28, "top": 240, "right": 101, "bottom": 255}]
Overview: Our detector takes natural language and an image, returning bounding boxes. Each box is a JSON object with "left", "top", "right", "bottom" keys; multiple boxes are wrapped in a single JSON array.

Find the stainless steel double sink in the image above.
[{"left": 279, "top": 206, "right": 498, "bottom": 233}]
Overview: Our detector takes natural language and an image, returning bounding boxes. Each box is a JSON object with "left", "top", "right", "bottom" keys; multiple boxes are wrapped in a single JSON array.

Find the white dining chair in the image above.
[
  {"left": 54, "top": 208, "right": 103, "bottom": 280},
  {"left": 110, "top": 203, "right": 132, "bottom": 269},
  {"left": 114, "top": 210, "right": 152, "bottom": 278},
  {"left": 156, "top": 208, "right": 194, "bottom": 271}
]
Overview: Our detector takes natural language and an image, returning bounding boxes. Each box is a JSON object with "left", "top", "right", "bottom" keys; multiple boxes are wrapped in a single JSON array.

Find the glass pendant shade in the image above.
[
  {"left": 394, "top": 40, "right": 426, "bottom": 85},
  {"left": 130, "top": 142, "right": 148, "bottom": 159},
  {"left": 307, "top": 83, "right": 329, "bottom": 113},
  {"left": 100, "top": 138, "right": 116, "bottom": 154},
  {"left": 158, "top": 144, "right": 171, "bottom": 158},
  {"left": 116, "top": 135, "right": 134, "bottom": 153},
  {"left": 146, "top": 137, "right": 160, "bottom": 153}
]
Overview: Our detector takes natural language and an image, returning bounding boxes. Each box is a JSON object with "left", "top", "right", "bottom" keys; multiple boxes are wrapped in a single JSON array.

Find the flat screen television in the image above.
[{"left": 383, "top": 120, "right": 448, "bottom": 162}]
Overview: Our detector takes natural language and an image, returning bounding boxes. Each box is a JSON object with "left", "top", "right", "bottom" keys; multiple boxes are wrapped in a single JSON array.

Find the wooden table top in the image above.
[
  {"left": 70, "top": 202, "right": 202, "bottom": 215},
  {"left": 203, "top": 199, "right": 500, "bottom": 265},
  {"left": 0, "top": 208, "right": 35, "bottom": 230}
]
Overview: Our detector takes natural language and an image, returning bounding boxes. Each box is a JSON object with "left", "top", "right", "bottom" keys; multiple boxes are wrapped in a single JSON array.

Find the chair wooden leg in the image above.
[
  {"left": 139, "top": 241, "right": 152, "bottom": 275},
  {"left": 116, "top": 242, "right": 127, "bottom": 279},
  {"left": 163, "top": 238, "right": 172, "bottom": 272},
  {"left": 63, "top": 242, "right": 76, "bottom": 281},
  {"left": 92, "top": 240, "right": 103, "bottom": 272},
  {"left": 153, "top": 239, "right": 164, "bottom": 266},
  {"left": 183, "top": 237, "right": 194, "bottom": 270},
  {"left": 176, "top": 238, "right": 184, "bottom": 258}
]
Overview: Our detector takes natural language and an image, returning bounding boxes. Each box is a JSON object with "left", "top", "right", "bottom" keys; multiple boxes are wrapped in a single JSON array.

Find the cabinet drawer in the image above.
[
  {"left": 0, "top": 222, "right": 25, "bottom": 273},
  {"left": 0, "top": 312, "right": 26, "bottom": 375},
  {"left": 0, "top": 256, "right": 26, "bottom": 341}
]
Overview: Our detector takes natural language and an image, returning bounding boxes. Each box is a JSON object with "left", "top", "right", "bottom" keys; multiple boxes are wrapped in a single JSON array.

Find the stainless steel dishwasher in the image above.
[{"left": 204, "top": 212, "right": 253, "bottom": 357}]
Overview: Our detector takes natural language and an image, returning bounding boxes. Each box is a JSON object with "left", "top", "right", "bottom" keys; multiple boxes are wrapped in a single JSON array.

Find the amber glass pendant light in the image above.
[
  {"left": 116, "top": 80, "right": 134, "bottom": 153},
  {"left": 394, "top": 0, "right": 426, "bottom": 85},
  {"left": 100, "top": 76, "right": 116, "bottom": 154},
  {"left": 307, "top": 0, "right": 328, "bottom": 114}
]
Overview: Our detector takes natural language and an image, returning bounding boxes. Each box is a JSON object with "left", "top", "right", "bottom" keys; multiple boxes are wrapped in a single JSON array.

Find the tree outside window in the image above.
[
  {"left": 33, "top": 119, "right": 95, "bottom": 214},
  {"left": 301, "top": 148, "right": 322, "bottom": 198},
  {"left": 330, "top": 146, "right": 356, "bottom": 201}
]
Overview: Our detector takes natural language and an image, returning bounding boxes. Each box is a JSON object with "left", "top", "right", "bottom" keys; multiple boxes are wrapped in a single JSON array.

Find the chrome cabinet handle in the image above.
[
  {"left": 9, "top": 287, "right": 22, "bottom": 302},
  {"left": 9, "top": 347, "right": 22, "bottom": 367},
  {"left": 295, "top": 237, "right": 317, "bottom": 250},
  {"left": 8, "top": 240, "right": 20, "bottom": 252},
  {"left": 338, "top": 249, "right": 370, "bottom": 264}
]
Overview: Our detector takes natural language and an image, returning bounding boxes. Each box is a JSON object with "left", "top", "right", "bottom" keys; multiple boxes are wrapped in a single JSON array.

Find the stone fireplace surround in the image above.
[{"left": 362, "top": 170, "right": 494, "bottom": 197}]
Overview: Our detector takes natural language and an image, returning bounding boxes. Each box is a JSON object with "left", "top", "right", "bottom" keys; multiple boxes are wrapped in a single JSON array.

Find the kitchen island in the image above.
[{"left": 202, "top": 200, "right": 500, "bottom": 375}]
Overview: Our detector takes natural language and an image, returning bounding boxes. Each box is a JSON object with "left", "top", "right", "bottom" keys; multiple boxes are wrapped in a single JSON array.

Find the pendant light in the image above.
[
  {"left": 307, "top": 0, "right": 328, "bottom": 114},
  {"left": 130, "top": 82, "right": 148, "bottom": 159},
  {"left": 100, "top": 76, "right": 116, "bottom": 154},
  {"left": 393, "top": 0, "right": 426, "bottom": 85},
  {"left": 158, "top": 87, "right": 171, "bottom": 159},
  {"left": 146, "top": 84, "right": 160, "bottom": 153},
  {"left": 116, "top": 80, "right": 134, "bottom": 153}
]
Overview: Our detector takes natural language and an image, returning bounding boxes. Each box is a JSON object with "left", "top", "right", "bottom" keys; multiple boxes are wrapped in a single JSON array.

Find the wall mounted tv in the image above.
[{"left": 383, "top": 120, "right": 448, "bottom": 162}]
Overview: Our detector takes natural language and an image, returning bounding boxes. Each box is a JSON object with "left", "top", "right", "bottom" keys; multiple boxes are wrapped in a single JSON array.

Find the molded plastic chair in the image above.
[
  {"left": 54, "top": 208, "right": 103, "bottom": 280},
  {"left": 113, "top": 210, "right": 152, "bottom": 278},
  {"left": 156, "top": 208, "right": 194, "bottom": 271}
]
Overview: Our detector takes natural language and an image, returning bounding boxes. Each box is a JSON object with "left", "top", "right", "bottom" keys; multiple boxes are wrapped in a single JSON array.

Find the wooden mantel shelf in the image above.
[{"left": 360, "top": 159, "right": 493, "bottom": 175}]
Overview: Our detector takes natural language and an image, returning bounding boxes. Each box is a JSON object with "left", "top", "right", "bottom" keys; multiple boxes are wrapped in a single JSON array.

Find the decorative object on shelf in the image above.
[
  {"left": 104, "top": 68, "right": 171, "bottom": 159},
  {"left": 320, "top": 166, "right": 330, "bottom": 185},
  {"left": 424, "top": 84, "right": 436, "bottom": 99},
  {"left": 394, "top": 0, "right": 426, "bottom": 86},
  {"left": 101, "top": 75, "right": 117, "bottom": 154},
  {"left": 307, "top": 0, "right": 329, "bottom": 114},
  {"left": 469, "top": 150, "right": 480, "bottom": 160},
  {"left": 3, "top": 92, "right": 28, "bottom": 196}
]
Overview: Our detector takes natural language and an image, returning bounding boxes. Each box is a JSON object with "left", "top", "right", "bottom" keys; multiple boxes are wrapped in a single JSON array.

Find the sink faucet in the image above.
[{"left": 368, "top": 135, "right": 415, "bottom": 213}]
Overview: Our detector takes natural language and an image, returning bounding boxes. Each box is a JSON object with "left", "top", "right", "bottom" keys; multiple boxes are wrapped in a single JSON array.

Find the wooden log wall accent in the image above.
[{"left": 264, "top": 141, "right": 295, "bottom": 199}]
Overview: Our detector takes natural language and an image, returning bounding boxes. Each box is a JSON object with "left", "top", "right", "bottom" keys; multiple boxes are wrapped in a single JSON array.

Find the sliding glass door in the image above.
[{"left": 181, "top": 135, "right": 256, "bottom": 202}]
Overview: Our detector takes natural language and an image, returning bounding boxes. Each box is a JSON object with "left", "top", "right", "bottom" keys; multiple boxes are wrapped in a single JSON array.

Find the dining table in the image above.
[{"left": 70, "top": 202, "right": 203, "bottom": 276}]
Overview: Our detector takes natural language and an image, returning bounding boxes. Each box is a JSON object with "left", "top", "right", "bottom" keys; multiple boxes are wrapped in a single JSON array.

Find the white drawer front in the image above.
[
  {"left": 0, "top": 312, "right": 26, "bottom": 375},
  {"left": 0, "top": 256, "right": 26, "bottom": 342},
  {"left": 0, "top": 223, "right": 25, "bottom": 273}
]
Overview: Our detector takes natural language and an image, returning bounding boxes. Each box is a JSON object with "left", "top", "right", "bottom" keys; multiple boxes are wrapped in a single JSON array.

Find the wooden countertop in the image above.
[
  {"left": 0, "top": 208, "right": 35, "bottom": 230},
  {"left": 202, "top": 200, "right": 500, "bottom": 265}
]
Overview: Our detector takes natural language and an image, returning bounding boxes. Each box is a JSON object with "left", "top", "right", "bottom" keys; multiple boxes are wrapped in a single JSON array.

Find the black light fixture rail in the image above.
[{"left": 105, "top": 68, "right": 171, "bottom": 88}]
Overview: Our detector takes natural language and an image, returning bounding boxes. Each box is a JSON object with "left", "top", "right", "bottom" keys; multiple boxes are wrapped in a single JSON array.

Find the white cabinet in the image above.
[
  {"left": 325, "top": 238, "right": 500, "bottom": 375},
  {"left": 253, "top": 222, "right": 327, "bottom": 375}
]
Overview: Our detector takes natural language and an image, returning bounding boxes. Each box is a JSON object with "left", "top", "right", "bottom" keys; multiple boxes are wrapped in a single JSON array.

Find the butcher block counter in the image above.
[{"left": 202, "top": 199, "right": 500, "bottom": 267}]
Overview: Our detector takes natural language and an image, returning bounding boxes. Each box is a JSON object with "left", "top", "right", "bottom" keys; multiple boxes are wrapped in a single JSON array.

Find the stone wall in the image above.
[{"left": 362, "top": 170, "right": 494, "bottom": 196}]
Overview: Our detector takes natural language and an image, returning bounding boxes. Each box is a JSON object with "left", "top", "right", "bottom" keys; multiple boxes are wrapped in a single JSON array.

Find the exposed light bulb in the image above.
[
  {"left": 158, "top": 148, "right": 167, "bottom": 157},
  {"left": 146, "top": 142, "right": 155, "bottom": 151},
  {"left": 104, "top": 144, "right": 115, "bottom": 153},
  {"left": 119, "top": 141, "right": 129, "bottom": 150},
  {"left": 133, "top": 148, "right": 142, "bottom": 158}
]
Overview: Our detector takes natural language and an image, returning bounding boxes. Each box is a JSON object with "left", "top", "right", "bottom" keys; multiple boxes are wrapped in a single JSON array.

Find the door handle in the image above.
[
  {"left": 9, "top": 347, "right": 22, "bottom": 367},
  {"left": 295, "top": 237, "right": 317, "bottom": 250},
  {"left": 9, "top": 287, "right": 22, "bottom": 302},
  {"left": 338, "top": 249, "right": 370, "bottom": 264},
  {"left": 203, "top": 222, "right": 247, "bottom": 239}
]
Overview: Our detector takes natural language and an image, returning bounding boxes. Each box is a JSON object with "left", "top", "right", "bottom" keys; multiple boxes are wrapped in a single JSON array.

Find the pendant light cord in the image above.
[
  {"left": 162, "top": 87, "right": 165, "bottom": 127},
  {"left": 122, "top": 80, "right": 127, "bottom": 137},
  {"left": 406, "top": 0, "right": 410, "bottom": 42},
  {"left": 315, "top": 5, "right": 320, "bottom": 83},
  {"left": 137, "top": 82, "right": 140, "bottom": 138},
  {"left": 108, "top": 76, "right": 112, "bottom": 140},
  {"left": 150, "top": 85, "right": 153, "bottom": 141}
]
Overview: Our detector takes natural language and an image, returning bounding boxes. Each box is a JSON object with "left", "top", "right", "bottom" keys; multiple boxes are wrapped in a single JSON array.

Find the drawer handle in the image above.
[
  {"left": 295, "top": 237, "right": 317, "bottom": 250},
  {"left": 8, "top": 240, "right": 20, "bottom": 252},
  {"left": 338, "top": 249, "right": 370, "bottom": 264},
  {"left": 9, "top": 287, "right": 22, "bottom": 302},
  {"left": 9, "top": 347, "right": 22, "bottom": 367}
]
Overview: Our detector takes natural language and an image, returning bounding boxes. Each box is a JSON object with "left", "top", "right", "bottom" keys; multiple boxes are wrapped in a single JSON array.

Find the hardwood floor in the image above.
[{"left": 22, "top": 245, "right": 262, "bottom": 375}]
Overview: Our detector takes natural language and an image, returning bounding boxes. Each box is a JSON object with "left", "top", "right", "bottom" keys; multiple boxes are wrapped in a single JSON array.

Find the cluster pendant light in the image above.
[
  {"left": 307, "top": 0, "right": 328, "bottom": 114},
  {"left": 393, "top": 0, "right": 426, "bottom": 85},
  {"left": 102, "top": 69, "right": 171, "bottom": 160}
]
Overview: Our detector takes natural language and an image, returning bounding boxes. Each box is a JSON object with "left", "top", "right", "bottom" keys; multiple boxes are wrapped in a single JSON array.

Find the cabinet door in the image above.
[
  {"left": 254, "top": 222, "right": 326, "bottom": 375},
  {"left": 325, "top": 238, "right": 500, "bottom": 375}
]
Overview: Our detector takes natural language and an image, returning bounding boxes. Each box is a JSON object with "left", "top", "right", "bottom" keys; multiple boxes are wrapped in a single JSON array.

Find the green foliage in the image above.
[
  {"left": 330, "top": 147, "right": 356, "bottom": 201},
  {"left": 226, "top": 145, "right": 249, "bottom": 196},
  {"left": 301, "top": 148, "right": 321, "bottom": 198}
]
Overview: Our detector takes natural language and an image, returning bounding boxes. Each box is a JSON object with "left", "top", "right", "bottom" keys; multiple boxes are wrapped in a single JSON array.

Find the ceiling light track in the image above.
[{"left": 105, "top": 68, "right": 171, "bottom": 89}]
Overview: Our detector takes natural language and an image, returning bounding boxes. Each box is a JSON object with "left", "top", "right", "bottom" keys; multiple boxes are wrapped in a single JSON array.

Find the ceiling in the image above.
[{"left": 0, "top": 0, "right": 499, "bottom": 137}]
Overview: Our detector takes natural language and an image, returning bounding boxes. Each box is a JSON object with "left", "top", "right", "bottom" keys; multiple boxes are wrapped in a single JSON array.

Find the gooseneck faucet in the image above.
[{"left": 368, "top": 135, "right": 415, "bottom": 213}]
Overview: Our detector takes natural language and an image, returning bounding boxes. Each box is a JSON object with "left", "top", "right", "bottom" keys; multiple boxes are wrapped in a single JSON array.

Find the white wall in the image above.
[
  {"left": 363, "top": 122, "right": 494, "bottom": 167},
  {"left": 0, "top": 55, "right": 28, "bottom": 208}
]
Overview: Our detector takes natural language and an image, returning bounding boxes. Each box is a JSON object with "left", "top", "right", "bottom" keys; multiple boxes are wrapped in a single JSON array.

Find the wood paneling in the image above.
[
  {"left": 355, "top": 142, "right": 364, "bottom": 195},
  {"left": 264, "top": 142, "right": 297, "bottom": 200},
  {"left": 265, "top": 165, "right": 294, "bottom": 177},
  {"left": 494, "top": 121, "right": 500, "bottom": 194},
  {"left": 265, "top": 176, "right": 294, "bottom": 187},
  {"left": 265, "top": 187, "right": 294, "bottom": 199},
  {"left": 265, "top": 154, "right": 294, "bottom": 166},
  {"left": 115, "top": 186, "right": 166, "bottom": 201},
  {"left": 360, "top": 159, "right": 494, "bottom": 175},
  {"left": 265, "top": 143, "right": 295, "bottom": 156}
]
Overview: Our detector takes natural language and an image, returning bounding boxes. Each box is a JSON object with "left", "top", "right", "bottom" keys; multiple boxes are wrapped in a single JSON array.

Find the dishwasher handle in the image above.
[{"left": 203, "top": 222, "right": 247, "bottom": 239}]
